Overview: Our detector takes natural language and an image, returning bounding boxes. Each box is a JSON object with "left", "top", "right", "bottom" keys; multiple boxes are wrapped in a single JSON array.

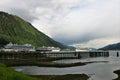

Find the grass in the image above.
[{"left": 0, "top": 64, "right": 38, "bottom": 80}]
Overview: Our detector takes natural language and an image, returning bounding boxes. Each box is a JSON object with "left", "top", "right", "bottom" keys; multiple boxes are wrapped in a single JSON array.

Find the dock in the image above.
[{"left": 0, "top": 50, "right": 109, "bottom": 60}]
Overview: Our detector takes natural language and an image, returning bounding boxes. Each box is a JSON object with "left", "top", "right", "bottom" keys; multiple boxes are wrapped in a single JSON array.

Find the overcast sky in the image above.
[{"left": 0, "top": 0, "right": 120, "bottom": 48}]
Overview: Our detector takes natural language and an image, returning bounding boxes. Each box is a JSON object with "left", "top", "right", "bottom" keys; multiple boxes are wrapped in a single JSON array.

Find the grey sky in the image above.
[{"left": 0, "top": 0, "right": 120, "bottom": 48}]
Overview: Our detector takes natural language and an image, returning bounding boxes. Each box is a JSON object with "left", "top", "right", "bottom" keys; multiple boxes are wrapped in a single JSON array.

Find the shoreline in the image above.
[
  {"left": 30, "top": 74, "right": 89, "bottom": 80},
  {"left": 0, "top": 59, "right": 108, "bottom": 68},
  {"left": 0, "top": 59, "right": 110, "bottom": 80},
  {"left": 0, "top": 63, "right": 89, "bottom": 80},
  {"left": 113, "top": 70, "right": 120, "bottom": 80}
]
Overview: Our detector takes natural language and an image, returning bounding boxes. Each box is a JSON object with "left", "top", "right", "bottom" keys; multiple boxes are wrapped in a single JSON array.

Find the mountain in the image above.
[
  {"left": 0, "top": 11, "right": 67, "bottom": 49},
  {"left": 89, "top": 48, "right": 97, "bottom": 51},
  {"left": 99, "top": 42, "right": 120, "bottom": 50}
]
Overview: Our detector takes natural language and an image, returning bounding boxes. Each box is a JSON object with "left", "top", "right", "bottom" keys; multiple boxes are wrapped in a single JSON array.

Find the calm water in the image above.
[{"left": 12, "top": 51, "right": 120, "bottom": 80}]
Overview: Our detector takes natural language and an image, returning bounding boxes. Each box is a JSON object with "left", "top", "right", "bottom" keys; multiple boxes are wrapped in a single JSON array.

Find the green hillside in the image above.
[{"left": 0, "top": 11, "right": 67, "bottom": 49}]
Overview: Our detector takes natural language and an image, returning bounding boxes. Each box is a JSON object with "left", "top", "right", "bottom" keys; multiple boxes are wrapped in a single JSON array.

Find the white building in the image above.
[
  {"left": 75, "top": 47, "right": 91, "bottom": 52},
  {"left": 3, "top": 42, "right": 35, "bottom": 52},
  {"left": 36, "top": 46, "right": 60, "bottom": 52},
  {"left": 48, "top": 47, "right": 60, "bottom": 52}
]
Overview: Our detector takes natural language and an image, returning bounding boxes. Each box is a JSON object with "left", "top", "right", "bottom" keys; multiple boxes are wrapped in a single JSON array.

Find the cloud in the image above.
[
  {"left": 0, "top": 0, "right": 120, "bottom": 48},
  {"left": 71, "top": 37, "right": 120, "bottom": 48},
  {"left": 51, "top": 0, "right": 120, "bottom": 47},
  {"left": 0, "top": 0, "right": 38, "bottom": 22}
]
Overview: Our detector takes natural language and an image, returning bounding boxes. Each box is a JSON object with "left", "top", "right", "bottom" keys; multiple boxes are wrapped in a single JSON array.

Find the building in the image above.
[
  {"left": 47, "top": 47, "right": 60, "bottom": 52},
  {"left": 3, "top": 42, "right": 35, "bottom": 52},
  {"left": 36, "top": 46, "right": 60, "bottom": 52},
  {"left": 75, "top": 47, "right": 92, "bottom": 52}
]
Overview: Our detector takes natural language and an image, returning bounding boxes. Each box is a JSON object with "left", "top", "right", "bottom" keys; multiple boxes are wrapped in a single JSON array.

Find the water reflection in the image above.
[{"left": 12, "top": 51, "right": 120, "bottom": 80}]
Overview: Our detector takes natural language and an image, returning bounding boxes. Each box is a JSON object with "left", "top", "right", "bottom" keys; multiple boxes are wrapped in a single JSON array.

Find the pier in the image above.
[{"left": 0, "top": 50, "right": 109, "bottom": 60}]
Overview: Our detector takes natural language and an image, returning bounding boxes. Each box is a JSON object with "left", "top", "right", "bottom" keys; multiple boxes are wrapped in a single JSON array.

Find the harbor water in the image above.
[{"left": 12, "top": 51, "right": 120, "bottom": 80}]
